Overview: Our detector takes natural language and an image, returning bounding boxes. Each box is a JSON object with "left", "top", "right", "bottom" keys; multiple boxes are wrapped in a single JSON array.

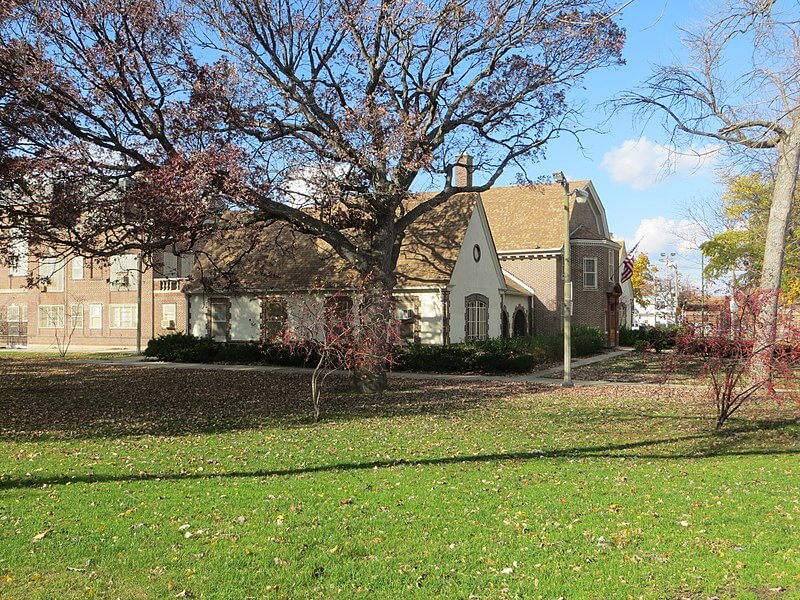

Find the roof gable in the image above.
[
  {"left": 481, "top": 181, "right": 612, "bottom": 251},
  {"left": 187, "top": 193, "right": 481, "bottom": 292}
]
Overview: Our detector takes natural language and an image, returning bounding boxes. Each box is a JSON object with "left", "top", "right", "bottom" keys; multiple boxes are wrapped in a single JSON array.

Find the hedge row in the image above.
[
  {"left": 619, "top": 326, "right": 681, "bottom": 352},
  {"left": 144, "top": 326, "right": 606, "bottom": 374}
]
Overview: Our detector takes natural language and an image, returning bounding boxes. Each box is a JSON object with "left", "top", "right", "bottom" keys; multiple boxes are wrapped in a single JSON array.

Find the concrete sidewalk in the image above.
[{"left": 83, "top": 346, "right": 637, "bottom": 385}]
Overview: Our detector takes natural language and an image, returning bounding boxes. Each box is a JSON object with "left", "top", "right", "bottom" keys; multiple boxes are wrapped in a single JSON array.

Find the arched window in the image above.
[
  {"left": 465, "top": 294, "right": 489, "bottom": 341},
  {"left": 513, "top": 308, "right": 527, "bottom": 337},
  {"left": 500, "top": 309, "right": 510, "bottom": 339}
]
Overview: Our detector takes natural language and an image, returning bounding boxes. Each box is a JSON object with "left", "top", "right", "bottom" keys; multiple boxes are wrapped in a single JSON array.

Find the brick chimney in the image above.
[{"left": 453, "top": 152, "right": 473, "bottom": 188}]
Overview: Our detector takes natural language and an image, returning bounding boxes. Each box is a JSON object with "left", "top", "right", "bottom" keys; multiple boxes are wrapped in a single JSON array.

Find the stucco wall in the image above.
[{"left": 447, "top": 205, "right": 506, "bottom": 343}]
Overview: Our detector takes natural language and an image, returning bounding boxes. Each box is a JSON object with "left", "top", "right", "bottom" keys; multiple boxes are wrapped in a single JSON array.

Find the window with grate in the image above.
[{"left": 465, "top": 295, "right": 489, "bottom": 341}]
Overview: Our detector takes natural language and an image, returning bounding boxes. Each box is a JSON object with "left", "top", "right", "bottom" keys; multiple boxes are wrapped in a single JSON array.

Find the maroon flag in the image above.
[{"left": 620, "top": 252, "right": 634, "bottom": 283}]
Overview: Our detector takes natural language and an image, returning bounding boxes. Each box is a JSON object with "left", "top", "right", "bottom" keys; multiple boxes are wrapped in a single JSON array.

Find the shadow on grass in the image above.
[{"left": 1, "top": 420, "right": 797, "bottom": 491}]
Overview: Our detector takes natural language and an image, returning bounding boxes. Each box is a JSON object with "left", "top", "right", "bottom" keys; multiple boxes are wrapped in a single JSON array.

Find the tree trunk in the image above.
[
  {"left": 751, "top": 118, "right": 800, "bottom": 382},
  {"left": 350, "top": 254, "right": 397, "bottom": 395}
]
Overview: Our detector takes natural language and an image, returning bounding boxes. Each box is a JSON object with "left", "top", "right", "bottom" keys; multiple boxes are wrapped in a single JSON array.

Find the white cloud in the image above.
[
  {"left": 626, "top": 217, "right": 711, "bottom": 286},
  {"left": 601, "top": 137, "right": 720, "bottom": 190}
]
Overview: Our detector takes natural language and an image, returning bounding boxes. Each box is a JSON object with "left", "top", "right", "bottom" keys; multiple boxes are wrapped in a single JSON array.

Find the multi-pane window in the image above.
[
  {"left": 7, "top": 304, "right": 28, "bottom": 337},
  {"left": 9, "top": 239, "right": 28, "bottom": 277},
  {"left": 89, "top": 304, "right": 102, "bottom": 330},
  {"left": 465, "top": 295, "right": 489, "bottom": 341},
  {"left": 70, "top": 304, "right": 84, "bottom": 329},
  {"left": 39, "top": 305, "right": 65, "bottom": 328},
  {"left": 162, "top": 304, "right": 177, "bottom": 329},
  {"left": 262, "top": 299, "right": 288, "bottom": 341},
  {"left": 39, "top": 257, "right": 65, "bottom": 292},
  {"left": 583, "top": 257, "right": 598, "bottom": 290},
  {"left": 109, "top": 304, "right": 137, "bottom": 329},
  {"left": 72, "top": 256, "right": 84, "bottom": 280},
  {"left": 210, "top": 300, "right": 228, "bottom": 341},
  {"left": 109, "top": 255, "right": 139, "bottom": 290}
]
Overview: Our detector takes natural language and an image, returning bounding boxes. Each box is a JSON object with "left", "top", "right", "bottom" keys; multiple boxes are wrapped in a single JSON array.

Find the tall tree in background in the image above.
[
  {"left": 630, "top": 252, "right": 656, "bottom": 307},
  {"left": 702, "top": 172, "right": 800, "bottom": 299},
  {"left": 619, "top": 0, "right": 800, "bottom": 377}
]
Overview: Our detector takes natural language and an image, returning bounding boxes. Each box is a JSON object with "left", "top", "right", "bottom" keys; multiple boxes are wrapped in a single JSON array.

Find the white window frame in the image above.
[
  {"left": 9, "top": 238, "right": 28, "bottom": 277},
  {"left": 583, "top": 257, "right": 598, "bottom": 290},
  {"left": 72, "top": 256, "right": 84, "bottom": 280},
  {"left": 7, "top": 304, "right": 28, "bottom": 337},
  {"left": 39, "top": 257, "right": 65, "bottom": 292},
  {"left": 608, "top": 250, "right": 615, "bottom": 282},
  {"left": 161, "top": 303, "right": 177, "bottom": 330},
  {"left": 70, "top": 304, "right": 84, "bottom": 329},
  {"left": 39, "top": 305, "right": 65, "bottom": 329},
  {"left": 109, "top": 304, "right": 138, "bottom": 329},
  {"left": 89, "top": 304, "right": 102, "bottom": 330},
  {"left": 109, "top": 255, "right": 140, "bottom": 291}
]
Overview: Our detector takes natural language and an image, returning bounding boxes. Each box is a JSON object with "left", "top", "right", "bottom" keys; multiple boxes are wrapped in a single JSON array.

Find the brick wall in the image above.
[
  {"left": 501, "top": 255, "right": 562, "bottom": 335},
  {"left": 571, "top": 243, "right": 613, "bottom": 333},
  {"left": 1, "top": 255, "right": 187, "bottom": 348}
]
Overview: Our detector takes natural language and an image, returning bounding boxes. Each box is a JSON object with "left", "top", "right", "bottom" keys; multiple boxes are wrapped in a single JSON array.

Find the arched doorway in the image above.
[
  {"left": 512, "top": 308, "right": 527, "bottom": 337},
  {"left": 500, "top": 309, "right": 510, "bottom": 339}
]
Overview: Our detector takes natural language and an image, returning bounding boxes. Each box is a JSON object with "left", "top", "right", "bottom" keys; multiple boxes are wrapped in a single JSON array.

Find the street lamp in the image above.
[
  {"left": 554, "top": 171, "right": 589, "bottom": 387},
  {"left": 659, "top": 252, "right": 678, "bottom": 325}
]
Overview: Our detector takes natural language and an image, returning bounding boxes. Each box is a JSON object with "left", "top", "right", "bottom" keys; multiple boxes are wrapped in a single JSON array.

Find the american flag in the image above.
[{"left": 620, "top": 252, "right": 634, "bottom": 283}]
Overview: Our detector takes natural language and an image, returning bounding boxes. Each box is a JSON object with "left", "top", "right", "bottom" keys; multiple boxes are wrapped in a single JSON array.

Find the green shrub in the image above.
[
  {"left": 396, "top": 336, "right": 564, "bottom": 374},
  {"left": 619, "top": 326, "right": 640, "bottom": 346},
  {"left": 571, "top": 325, "right": 605, "bottom": 357},
  {"left": 144, "top": 332, "right": 206, "bottom": 361},
  {"left": 645, "top": 326, "right": 681, "bottom": 352}
]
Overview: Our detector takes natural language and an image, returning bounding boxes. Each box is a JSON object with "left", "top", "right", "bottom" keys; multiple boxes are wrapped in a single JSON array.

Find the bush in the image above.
[
  {"left": 397, "top": 335, "right": 568, "bottom": 374},
  {"left": 145, "top": 333, "right": 263, "bottom": 364},
  {"left": 259, "top": 341, "right": 321, "bottom": 367},
  {"left": 571, "top": 325, "right": 605, "bottom": 357},
  {"left": 618, "top": 326, "right": 640, "bottom": 346},
  {"left": 144, "top": 332, "right": 207, "bottom": 361},
  {"left": 645, "top": 326, "right": 681, "bottom": 352}
]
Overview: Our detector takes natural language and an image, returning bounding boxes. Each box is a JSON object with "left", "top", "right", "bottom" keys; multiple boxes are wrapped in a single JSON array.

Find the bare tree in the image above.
[
  {"left": 618, "top": 0, "right": 800, "bottom": 378},
  {"left": 1, "top": 0, "right": 625, "bottom": 382}
]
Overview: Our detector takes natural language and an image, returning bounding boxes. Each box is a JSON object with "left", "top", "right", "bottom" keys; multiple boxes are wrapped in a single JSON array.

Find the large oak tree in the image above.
[{"left": 1, "top": 0, "right": 625, "bottom": 278}]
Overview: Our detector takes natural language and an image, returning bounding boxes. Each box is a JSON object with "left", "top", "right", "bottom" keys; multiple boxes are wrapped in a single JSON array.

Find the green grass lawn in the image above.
[{"left": 1, "top": 358, "right": 799, "bottom": 599}]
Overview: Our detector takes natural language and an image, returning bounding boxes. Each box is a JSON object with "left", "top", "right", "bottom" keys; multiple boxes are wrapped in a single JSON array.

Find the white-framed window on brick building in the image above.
[
  {"left": 162, "top": 304, "right": 177, "bottom": 330},
  {"left": 583, "top": 257, "right": 598, "bottom": 290},
  {"left": 110, "top": 304, "right": 137, "bottom": 329},
  {"left": 109, "top": 255, "right": 139, "bottom": 290},
  {"left": 39, "top": 257, "right": 65, "bottom": 292},
  {"left": 465, "top": 294, "right": 489, "bottom": 341},
  {"left": 39, "top": 305, "right": 65, "bottom": 328},
  {"left": 7, "top": 304, "right": 28, "bottom": 337},
  {"left": 89, "top": 304, "right": 102, "bottom": 330},
  {"left": 72, "top": 256, "right": 84, "bottom": 280},
  {"left": 608, "top": 250, "right": 616, "bottom": 281},
  {"left": 70, "top": 304, "right": 84, "bottom": 329},
  {"left": 9, "top": 238, "right": 28, "bottom": 277}
]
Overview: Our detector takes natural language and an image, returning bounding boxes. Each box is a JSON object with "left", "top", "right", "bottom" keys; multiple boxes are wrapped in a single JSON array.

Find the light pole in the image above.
[
  {"left": 554, "top": 171, "right": 589, "bottom": 387},
  {"left": 660, "top": 252, "right": 678, "bottom": 325}
]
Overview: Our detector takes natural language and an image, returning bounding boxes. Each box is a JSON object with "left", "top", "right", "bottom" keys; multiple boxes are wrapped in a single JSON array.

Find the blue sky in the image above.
[{"left": 498, "top": 0, "right": 723, "bottom": 288}]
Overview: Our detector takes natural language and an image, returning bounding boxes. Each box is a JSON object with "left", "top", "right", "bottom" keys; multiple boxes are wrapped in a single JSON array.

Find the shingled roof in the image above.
[
  {"left": 480, "top": 182, "right": 591, "bottom": 251},
  {"left": 185, "top": 193, "right": 481, "bottom": 293}
]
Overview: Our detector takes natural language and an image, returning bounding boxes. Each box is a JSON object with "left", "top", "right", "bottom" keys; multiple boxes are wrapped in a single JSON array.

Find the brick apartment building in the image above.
[{"left": 0, "top": 249, "right": 191, "bottom": 349}]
